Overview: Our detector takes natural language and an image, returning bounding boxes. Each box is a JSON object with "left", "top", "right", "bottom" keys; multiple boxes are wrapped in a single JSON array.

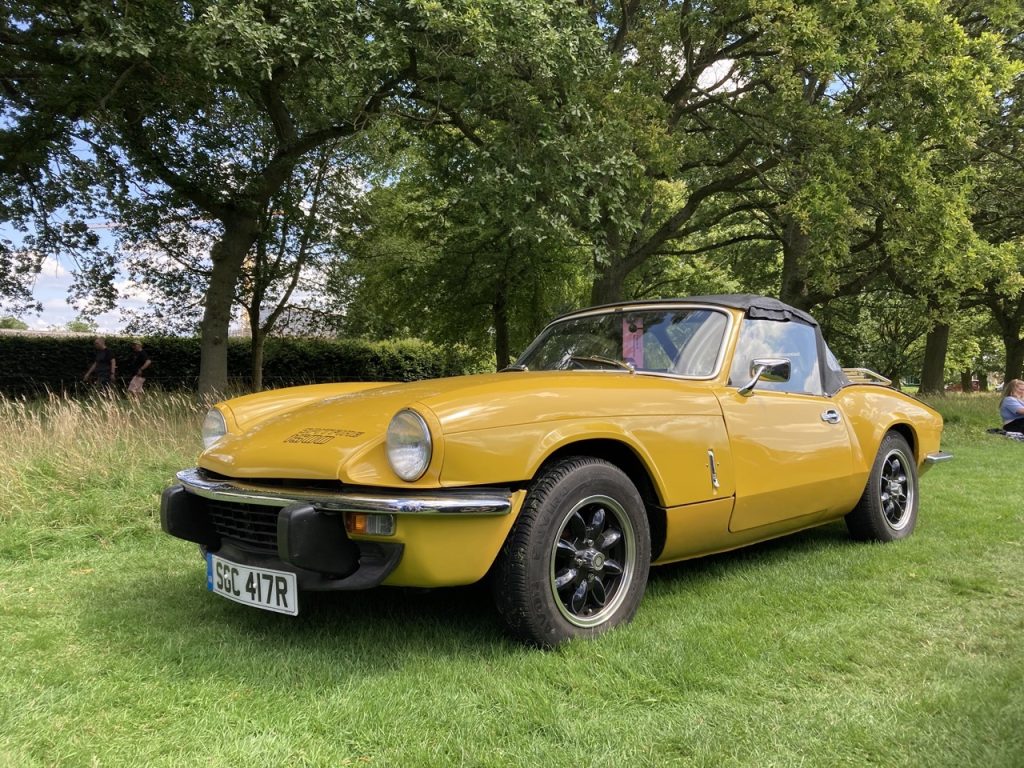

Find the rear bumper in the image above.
[{"left": 921, "top": 451, "right": 953, "bottom": 475}]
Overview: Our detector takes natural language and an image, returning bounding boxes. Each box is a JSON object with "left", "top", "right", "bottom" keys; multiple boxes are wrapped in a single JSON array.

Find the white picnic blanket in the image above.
[{"left": 988, "top": 428, "right": 1024, "bottom": 442}]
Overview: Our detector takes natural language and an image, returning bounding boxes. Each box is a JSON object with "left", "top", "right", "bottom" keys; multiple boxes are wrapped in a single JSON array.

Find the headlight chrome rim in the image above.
[
  {"left": 201, "top": 408, "right": 227, "bottom": 449},
  {"left": 386, "top": 409, "right": 432, "bottom": 482}
]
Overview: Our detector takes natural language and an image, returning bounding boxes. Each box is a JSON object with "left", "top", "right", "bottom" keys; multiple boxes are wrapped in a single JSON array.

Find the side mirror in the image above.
[{"left": 738, "top": 357, "right": 791, "bottom": 397}]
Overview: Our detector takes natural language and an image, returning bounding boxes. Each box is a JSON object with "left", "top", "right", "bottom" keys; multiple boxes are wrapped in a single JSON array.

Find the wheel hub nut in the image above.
[{"left": 579, "top": 549, "right": 605, "bottom": 571}]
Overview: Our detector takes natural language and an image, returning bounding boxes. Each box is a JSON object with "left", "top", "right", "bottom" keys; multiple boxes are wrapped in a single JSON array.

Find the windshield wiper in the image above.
[{"left": 568, "top": 355, "right": 636, "bottom": 373}]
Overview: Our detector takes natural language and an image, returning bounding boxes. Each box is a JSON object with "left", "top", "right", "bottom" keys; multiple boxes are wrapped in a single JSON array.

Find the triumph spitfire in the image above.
[{"left": 161, "top": 295, "right": 950, "bottom": 646}]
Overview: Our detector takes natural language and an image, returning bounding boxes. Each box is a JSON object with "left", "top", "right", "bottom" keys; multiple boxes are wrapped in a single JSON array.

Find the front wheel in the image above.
[
  {"left": 845, "top": 432, "right": 919, "bottom": 542},
  {"left": 493, "top": 457, "right": 651, "bottom": 647}
]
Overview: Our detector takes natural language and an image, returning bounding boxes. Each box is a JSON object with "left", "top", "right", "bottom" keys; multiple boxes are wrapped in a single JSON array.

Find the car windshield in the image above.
[{"left": 516, "top": 307, "right": 729, "bottom": 377}]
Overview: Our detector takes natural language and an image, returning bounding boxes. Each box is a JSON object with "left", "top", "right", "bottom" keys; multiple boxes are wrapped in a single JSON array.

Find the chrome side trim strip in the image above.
[
  {"left": 924, "top": 452, "right": 953, "bottom": 465},
  {"left": 176, "top": 468, "right": 513, "bottom": 515}
]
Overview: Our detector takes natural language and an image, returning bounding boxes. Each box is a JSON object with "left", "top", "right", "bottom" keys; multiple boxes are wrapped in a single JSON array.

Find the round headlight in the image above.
[
  {"left": 386, "top": 409, "right": 432, "bottom": 481},
  {"left": 201, "top": 408, "right": 227, "bottom": 449}
]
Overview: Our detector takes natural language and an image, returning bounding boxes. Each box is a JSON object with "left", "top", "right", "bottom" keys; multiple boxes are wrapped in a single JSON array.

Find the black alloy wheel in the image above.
[
  {"left": 846, "top": 431, "right": 919, "bottom": 542},
  {"left": 493, "top": 456, "right": 651, "bottom": 647}
]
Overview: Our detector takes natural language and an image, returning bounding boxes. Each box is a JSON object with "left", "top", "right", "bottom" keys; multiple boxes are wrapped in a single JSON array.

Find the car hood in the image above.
[{"left": 200, "top": 371, "right": 721, "bottom": 483}]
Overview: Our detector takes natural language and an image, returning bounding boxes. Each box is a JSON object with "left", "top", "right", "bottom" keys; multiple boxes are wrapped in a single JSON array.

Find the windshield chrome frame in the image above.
[{"left": 514, "top": 303, "right": 735, "bottom": 381}]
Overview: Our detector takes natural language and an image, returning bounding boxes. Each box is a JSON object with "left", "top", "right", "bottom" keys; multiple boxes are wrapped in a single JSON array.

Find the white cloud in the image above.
[
  {"left": 38, "top": 255, "right": 69, "bottom": 279},
  {"left": 697, "top": 58, "right": 741, "bottom": 93},
  {"left": 18, "top": 262, "right": 147, "bottom": 333},
  {"left": 112, "top": 279, "right": 159, "bottom": 305}
]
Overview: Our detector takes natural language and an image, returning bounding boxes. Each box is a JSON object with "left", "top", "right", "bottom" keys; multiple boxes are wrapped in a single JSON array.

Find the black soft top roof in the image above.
[{"left": 566, "top": 294, "right": 818, "bottom": 326}]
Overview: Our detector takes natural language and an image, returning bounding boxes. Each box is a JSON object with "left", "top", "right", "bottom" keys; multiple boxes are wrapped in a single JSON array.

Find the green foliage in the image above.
[
  {"left": 0, "top": 333, "right": 488, "bottom": 397},
  {"left": 64, "top": 317, "right": 98, "bottom": 333},
  {"left": 0, "top": 315, "right": 28, "bottom": 330},
  {"left": 1, "top": 0, "right": 598, "bottom": 393},
  {"left": 323, "top": 0, "right": 1020, "bottom": 379},
  {"left": 327, "top": 159, "right": 590, "bottom": 366},
  {"left": 819, "top": 291, "right": 931, "bottom": 386},
  {"left": 4, "top": 0, "right": 1024, "bottom": 387}
]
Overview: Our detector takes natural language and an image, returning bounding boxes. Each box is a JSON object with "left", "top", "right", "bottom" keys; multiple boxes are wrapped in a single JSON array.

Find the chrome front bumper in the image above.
[
  {"left": 176, "top": 468, "right": 514, "bottom": 516},
  {"left": 163, "top": 468, "right": 515, "bottom": 590}
]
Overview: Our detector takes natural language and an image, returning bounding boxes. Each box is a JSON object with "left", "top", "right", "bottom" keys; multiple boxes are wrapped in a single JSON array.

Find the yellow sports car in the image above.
[{"left": 161, "top": 295, "right": 951, "bottom": 646}]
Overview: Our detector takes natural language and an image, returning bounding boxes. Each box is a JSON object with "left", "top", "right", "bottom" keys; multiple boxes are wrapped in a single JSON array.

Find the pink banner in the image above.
[{"left": 622, "top": 318, "right": 643, "bottom": 369}]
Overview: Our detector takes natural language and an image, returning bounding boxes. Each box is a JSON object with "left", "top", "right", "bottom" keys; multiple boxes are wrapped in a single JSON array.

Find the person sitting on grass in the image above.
[{"left": 1000, "top": 378, "right": 1024, "bottom": 434}]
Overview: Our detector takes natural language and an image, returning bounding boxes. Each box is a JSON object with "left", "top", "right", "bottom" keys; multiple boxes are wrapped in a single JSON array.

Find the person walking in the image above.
[
  {"left": 83, "top": 336, "right": 116, "bottom": 390},
  {"left": 127, "top": 341, "right": 152, "bottom": 397}
]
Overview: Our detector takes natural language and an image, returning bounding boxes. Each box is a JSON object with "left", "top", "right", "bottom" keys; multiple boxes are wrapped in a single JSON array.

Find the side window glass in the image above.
[
  {"left": 635, "top": 309, "right": 727, "bottom": 376},
  {"left": 670, "top": 311, "right": 728, "bottom": 376},
  {"left": 822, "top": 344, "right": 850, "bottom": 394},
  {"left": 729, "top": 319, "right": 823, "bottom": 395}
]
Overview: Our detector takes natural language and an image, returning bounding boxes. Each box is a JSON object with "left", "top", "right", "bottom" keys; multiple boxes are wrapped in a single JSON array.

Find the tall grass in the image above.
[
  {"left": 0, "top": 392, "right": 202, "bottom": 559},
  {"left": 920, "top": 391, "right": 1004, "bottom": 439}
]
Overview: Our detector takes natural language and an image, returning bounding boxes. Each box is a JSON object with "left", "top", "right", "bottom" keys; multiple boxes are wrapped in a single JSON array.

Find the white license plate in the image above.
[{"left": 206, "top": 553, "right": 299, "bottom": 616}]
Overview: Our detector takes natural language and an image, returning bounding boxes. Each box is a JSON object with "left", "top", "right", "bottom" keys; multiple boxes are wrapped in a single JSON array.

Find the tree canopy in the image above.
[
  {"left": 2, "top": 0, "right": 1023, "bottom": 387},
  {"left": 2, "top": 0, "right": 598, "bottom": 393}
]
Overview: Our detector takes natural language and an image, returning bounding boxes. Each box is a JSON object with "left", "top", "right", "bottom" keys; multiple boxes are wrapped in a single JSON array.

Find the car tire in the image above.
[
  {"left": 845, "top": 432, "right": 919, "bottom": 542},
  {"left": 493, "top": 456, "right": 651, "bottom": 647}
]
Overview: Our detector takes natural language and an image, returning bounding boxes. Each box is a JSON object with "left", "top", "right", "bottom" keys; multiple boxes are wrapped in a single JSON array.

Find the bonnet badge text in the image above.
[{"left": 285, "top": 428, "right": 365, "bottom": 445}]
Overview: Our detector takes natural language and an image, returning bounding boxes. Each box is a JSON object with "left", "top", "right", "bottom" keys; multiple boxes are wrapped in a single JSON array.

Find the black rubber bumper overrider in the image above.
[
  {"left": 277, "top": 503, "right": 360, "bottom": 577},
  {"left": 160, "top": 485, "right": 221, "bottom": 548}
]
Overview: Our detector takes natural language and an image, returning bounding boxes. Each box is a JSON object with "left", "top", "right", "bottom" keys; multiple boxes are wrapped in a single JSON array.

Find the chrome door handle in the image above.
[
  {"left": 821, "top": 409, "right": 842, "bottom": 424},
  {"left": 707, "top": 449, "right": 719, "bottom": 489}
]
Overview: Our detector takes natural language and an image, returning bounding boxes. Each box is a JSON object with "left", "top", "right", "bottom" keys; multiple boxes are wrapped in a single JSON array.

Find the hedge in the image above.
[{"left": 0, "top": 332, "right": 492, "bottom": 397}]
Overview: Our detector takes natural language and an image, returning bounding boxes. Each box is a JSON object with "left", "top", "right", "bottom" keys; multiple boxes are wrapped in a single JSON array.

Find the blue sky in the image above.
[
  {"left": 20, "top": 255, "right": 156, "bottom": 332},
  {"left": 2, "top": 215, "right": 156, "bottom": 332},
  {"left": 28, "top": 256, "right": 123, "bottom": 331}
]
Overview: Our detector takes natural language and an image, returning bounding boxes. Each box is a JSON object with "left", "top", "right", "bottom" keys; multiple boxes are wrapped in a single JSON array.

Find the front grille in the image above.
[{"left": 206, "top": 500, "right": 281, "bottom": 554}]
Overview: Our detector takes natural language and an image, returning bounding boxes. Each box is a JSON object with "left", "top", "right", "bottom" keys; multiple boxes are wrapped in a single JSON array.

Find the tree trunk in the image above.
[
  {"left": 778, "top": 216, "right": 813, "bottom": 311},
  {"left": 590, "top": 259, "right": 630, "bottom": 306},
  {"left": 1004, "top": 334, "right": 1024, "bottom": 383},
  {"left": 493, "top": 287, "right": 510, "bottom": 371},
  {"left": 986, "top": 298, "right": 1024, "bottom": 386},
  {"left": 198, "top": 215, "right": 259, "bottom": 398},
  {"left": 978, "top": 370, "right": 989, "bottom": 392},
  {"left": 918, "top": 322, "right": 950, "bottom": 395},
  {"left": 960, "top": 370, "right": 973, "bottom": 393},
  {"left": 251, "top": 328, "right": 266, "bottom": 392}
]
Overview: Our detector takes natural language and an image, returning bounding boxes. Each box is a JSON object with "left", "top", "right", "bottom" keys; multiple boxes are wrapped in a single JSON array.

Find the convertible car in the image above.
[{"left": 161, "top": 295, "right": 950, "bottom": 646}]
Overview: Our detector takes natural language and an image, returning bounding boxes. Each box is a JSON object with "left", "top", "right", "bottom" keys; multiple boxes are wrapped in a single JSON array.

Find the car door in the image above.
[{"left": 716, "top": 317, "right": 856, "bottom": 532}]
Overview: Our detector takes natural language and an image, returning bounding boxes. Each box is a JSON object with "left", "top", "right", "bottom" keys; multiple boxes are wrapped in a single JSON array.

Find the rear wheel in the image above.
[
  {"left": 493, "top": 457, "right": 651, "bottom": 647},
  {"left": 845, "top": 432, "right": 919, "bottom": 542}
]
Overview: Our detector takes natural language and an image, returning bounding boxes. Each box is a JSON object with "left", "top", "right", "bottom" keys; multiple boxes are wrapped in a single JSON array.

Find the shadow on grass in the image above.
[
  {"left": 69, "top": 520, "right": 856, "bottom": 680},
  {"left": 646, "top": 520, "right": 851, "bottom": 590},
  {"left": 69, "top": 556, "right": 520, "bottom": 687}
]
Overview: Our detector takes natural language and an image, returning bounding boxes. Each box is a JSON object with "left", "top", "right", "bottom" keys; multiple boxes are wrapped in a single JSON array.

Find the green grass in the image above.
[{"left": 1, "top": 392, "right": 1022, "bottom": 767}]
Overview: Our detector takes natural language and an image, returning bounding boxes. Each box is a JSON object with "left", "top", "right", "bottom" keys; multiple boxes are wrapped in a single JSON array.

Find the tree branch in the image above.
[{"left": 116, "top": 106, "right": 234, "bottom": 219}]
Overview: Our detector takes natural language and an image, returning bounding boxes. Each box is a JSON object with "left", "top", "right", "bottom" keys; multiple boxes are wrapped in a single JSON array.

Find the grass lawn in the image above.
[{"left": 1, "top": 392, "right": 1022, "bottom": 767}]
